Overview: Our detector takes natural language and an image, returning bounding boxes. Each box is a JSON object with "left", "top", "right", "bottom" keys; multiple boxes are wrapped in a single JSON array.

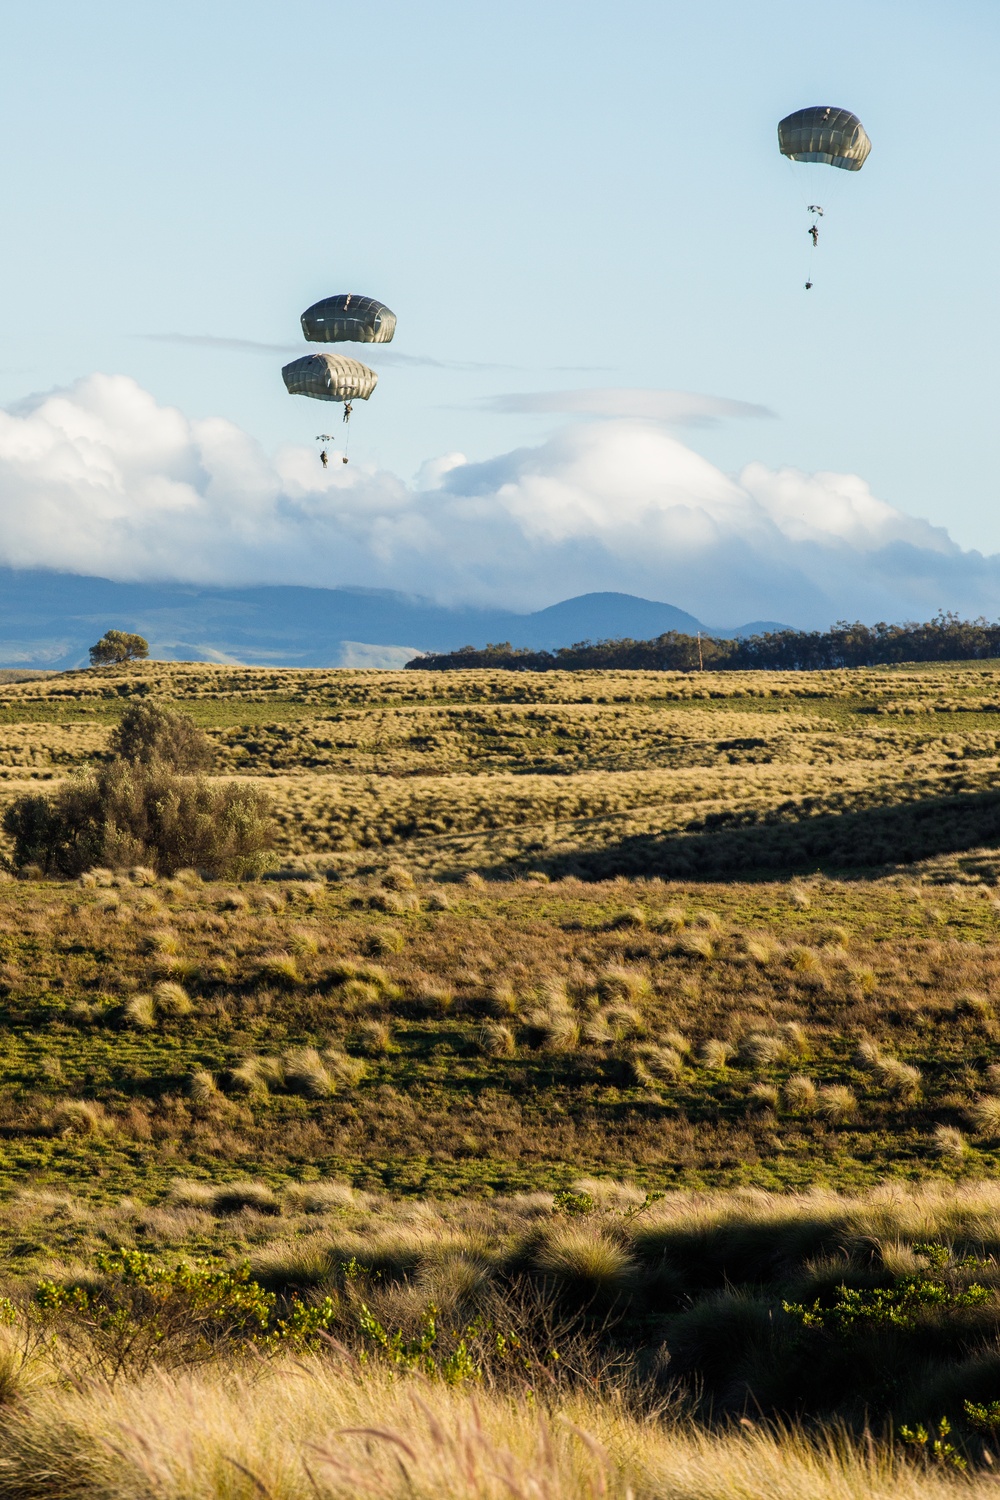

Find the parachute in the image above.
[
  {"left": 300, "top": 294, "right": 396, "bottom": 345},
  {"left": 281, "top": 353, "right": 378, "bottom": 404},
  {"left": 777, "top": 107, "right": 871, "bottom": 171},
  {"left": 778, "top": 107, "right": 870, "bottom": 288},
  {"left": 285, "top": 292, "right": 395, "bottom": 464}
]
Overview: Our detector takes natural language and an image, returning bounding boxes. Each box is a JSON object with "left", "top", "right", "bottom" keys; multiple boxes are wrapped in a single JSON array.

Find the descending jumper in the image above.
[
  {"left": 282, "top": 293, "right": 397, "bottom": 462},
  {"left": 777, "top": 107, "right": 871, "bottom": 288}
]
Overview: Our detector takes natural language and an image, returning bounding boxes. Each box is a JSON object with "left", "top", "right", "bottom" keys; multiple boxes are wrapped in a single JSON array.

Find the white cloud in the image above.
[
  {"left": 0, "top": 372, "right": 997, "bottom": 629},
  {"left": 487, "top": 387, "right": 774, "bottom": 424}
]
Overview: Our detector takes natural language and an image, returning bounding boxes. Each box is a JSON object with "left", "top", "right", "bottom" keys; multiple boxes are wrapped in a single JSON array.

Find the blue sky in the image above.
[{"left": 0, "top": 0, "right": 997, "bottom": 623}]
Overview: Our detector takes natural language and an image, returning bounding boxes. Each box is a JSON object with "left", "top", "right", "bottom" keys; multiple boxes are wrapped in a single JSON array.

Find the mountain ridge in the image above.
[{"left": 0, "top": 569, "right": 786, "bottom": 669}]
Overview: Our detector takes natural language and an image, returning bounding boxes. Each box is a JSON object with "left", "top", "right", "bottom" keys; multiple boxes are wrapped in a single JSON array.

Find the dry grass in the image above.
[
  {"left": 0, "top": 1357, "right": 971, "bottom": 1500},
  {"left": 6, "top": 656, "right": 1000, "bottom": 886}
]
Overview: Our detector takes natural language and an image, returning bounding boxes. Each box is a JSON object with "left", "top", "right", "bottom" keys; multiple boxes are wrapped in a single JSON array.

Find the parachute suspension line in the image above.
[{"left": 805, "top": 204, "right": 823, "bottom": 290}]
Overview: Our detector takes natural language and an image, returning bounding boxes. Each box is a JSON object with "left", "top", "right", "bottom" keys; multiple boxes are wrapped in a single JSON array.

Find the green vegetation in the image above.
[
  {"left": 88, "top": 629, "right": 150, "bottom": 666},
  {"left": 2, "top": 702, "right": 274, "bottom": 878},
  {"left": 0, "top": 660, "right": 998, "bottom": 1492},
  {"left": 413, "top": 613, "right": 1000, "bottom": 672}
]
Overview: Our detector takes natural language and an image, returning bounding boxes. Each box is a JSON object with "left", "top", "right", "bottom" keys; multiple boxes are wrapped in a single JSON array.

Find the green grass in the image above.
[{"left": 0, "top": 866, "right": 993, "bottom": 1203}]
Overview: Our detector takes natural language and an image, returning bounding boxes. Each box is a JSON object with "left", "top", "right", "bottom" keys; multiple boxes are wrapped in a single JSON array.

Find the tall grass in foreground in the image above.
[{"left": 0, "top": 1358, "right": 973, "bottom": 1500}]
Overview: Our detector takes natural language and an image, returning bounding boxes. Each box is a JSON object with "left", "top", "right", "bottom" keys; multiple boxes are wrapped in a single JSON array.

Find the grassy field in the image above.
[{"left": 2, "top": 660, "right": 1000, "bottom": 1493}]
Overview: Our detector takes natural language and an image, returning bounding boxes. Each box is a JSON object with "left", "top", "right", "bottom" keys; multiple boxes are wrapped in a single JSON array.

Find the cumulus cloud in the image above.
[
  {"left": 487, "top": 388, "right": 774, "bottom": 424},
  {"left": 0, "top": 372, "right": 997, "bottom": 629}
]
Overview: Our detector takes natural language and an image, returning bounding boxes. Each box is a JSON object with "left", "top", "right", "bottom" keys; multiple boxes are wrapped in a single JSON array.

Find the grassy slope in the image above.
[{"left": 0, "top": 661, "right": 998, "bottom": 1202}]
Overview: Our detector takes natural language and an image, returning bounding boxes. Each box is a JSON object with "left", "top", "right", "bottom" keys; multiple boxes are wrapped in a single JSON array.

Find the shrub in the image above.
[
  {"left": 3, "top": 763, "right": 274, "bottom": 879},
  {"left": 89, "top": 630, "right": 148, "bottom": 666},
  {"left": 109, "top": 703, "right": 214, "bottom": 773}
]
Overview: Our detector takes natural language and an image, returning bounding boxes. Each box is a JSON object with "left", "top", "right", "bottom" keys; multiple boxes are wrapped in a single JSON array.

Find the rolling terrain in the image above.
[{"left": 1, "top": 660, "right": 1000, "bottom": 1494}]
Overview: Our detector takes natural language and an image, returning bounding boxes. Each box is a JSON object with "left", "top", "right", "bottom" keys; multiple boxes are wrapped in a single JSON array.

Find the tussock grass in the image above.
[
  {"left": 816, "top": 1085, "right": 857, "bottom": 1124},
  {"left": 782, "top": 1075, "right": 818, "bottom": 1114}
]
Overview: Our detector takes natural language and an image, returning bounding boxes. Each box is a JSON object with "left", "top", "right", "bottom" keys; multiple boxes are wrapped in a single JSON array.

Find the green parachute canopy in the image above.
[
  {"left": 281, "top": 353, "right": 378, "bottom": 404},
  {"left": 300, "top": 294, "right": 396, "bottom": 344},
  {"left": 778, "top": 107, "right": 871, "bottom": 171}
]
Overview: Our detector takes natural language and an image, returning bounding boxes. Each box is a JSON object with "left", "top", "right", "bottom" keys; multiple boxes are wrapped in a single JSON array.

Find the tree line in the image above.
[{"left": 407, "top": 614, "right": 1000, "bottom": 673}]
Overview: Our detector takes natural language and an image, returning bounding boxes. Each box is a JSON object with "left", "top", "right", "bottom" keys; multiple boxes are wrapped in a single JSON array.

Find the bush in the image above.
[
  {"left": 109, "top": 702, "right": 214, "bottom": 773},
  {"left": 89, "top": 630, "right": 149, "bottom": 666},
  {"left": 3, "top": 762, "right": 274, "bottom": 879},
  {"left": 32, "top": 1247, "right": 334, "bottom": 1378}
]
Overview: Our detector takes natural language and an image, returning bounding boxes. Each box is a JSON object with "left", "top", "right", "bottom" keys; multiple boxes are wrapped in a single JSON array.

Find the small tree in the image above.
[
  {"left": 89, "top": 631, "right": 149, "bottom": 667},
  {"left": 109, "top": 703, "right": 214, "bottom": 773}
]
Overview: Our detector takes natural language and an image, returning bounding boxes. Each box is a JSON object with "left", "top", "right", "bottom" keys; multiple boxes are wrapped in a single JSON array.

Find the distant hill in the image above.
[{"left": 0, "top": 569, "right": 783, "bottom": 670}]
